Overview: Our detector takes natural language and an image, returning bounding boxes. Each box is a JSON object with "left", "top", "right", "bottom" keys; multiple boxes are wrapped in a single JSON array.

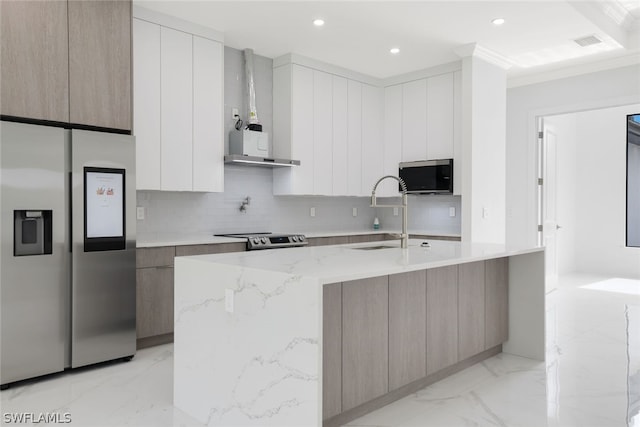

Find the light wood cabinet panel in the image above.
[
  {"left": 136, "top": 246, "right": 175, "bottom": 268},
  {"left": 306, "top": 236, "right": 350, "bottom": 247},
  {"left": 348, "top": 234, "right": 387, "bottom": 244},
  {"left": 136, "top": 266, "right": 174, "bottom": 338},
  {"left": 426, "top": 265, "right": 458, "bottom": 375},
  {"left": 323, "top": 282, "right": 342, "bottom": 420},
  {"left": 426, "top": 73, "right": 454, "bottom": 160},
  {"left": 347, "top": 80, "right": 362, "bottom": 196},
  {"left": 410, "top": 234, "right": 461, "bottom": 242},
  {"left": 402, "top": 79, "right": 427, "bottom": 162},
  {"left": 458, "top": 261, "right": 485, "bottom": 361},
  {"left": 160, "top": 26, "right": 193, "bottom": 191},
  {"left": 0, "top": 0, "right": 69, "bottom": 122},
  {"left": 332, "top": 76, "right": 349, "bottom": 196},
  {"left": 342, "top": 276, "right": 388, "bottom": 411},
  {"left": 193, "top": 36, "right": 224, "bottom": 192},
  {"left": 175, "top": 243, "right": 245, "bottom": 257},
  {"left": 133, "top": 18, "right": 161, "bottom": 190},
  {"left": 313, "top": 70, "right": 333, "bottom": 195},
  {"left": 485, "top": 257, "right": 509, "bottom": 348},
  {"left": 389, "top": 270, "right": 426, "bottom": 391},
  {"left": 68, "top": 0, "right": 131, "bottom": 130}
]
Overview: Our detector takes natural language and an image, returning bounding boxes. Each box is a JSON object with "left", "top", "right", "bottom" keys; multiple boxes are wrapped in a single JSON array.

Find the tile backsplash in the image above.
[{"left": 136, "top": 165, "right": 461, "bottom": 236}]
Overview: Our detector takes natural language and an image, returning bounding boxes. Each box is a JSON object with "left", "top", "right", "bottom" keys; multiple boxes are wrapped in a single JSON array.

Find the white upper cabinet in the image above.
[
  {"left": 332, "top": 76, "right": 349, "bottom": 196},
  {"left": 382, "top": 85, "right": 402, "bottom": 197},
  {"left": 133, "top": 12, "right": 224, "bottom": 192},
  {"left": 361, "top": 84, "right": 384, "bottom": 196},
  {"left": 401, "top": 79, "right": 427, "bottom": 162},
  {"left": 426, "top": 73, "right": 454, "bottom": 160},
  {"left": 193, "top": 36, "right": 223, "bottom": 192},
  {"left": 313, "top": 70, "right": 333, "bottom": 196},
  {"left": 347, "top": 80, "right": 363, "bottom": 196},
  {"left": 133, "top": 18, "right": 161, "bottom": 190},
  {"left": 160, "top": 26, "right": 193, "bottom": 191}
]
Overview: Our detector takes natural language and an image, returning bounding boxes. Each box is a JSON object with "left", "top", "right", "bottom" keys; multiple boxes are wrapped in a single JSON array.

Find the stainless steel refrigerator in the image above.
[{"left": 0, "top": 121, "right": 136, "bottom": 388}]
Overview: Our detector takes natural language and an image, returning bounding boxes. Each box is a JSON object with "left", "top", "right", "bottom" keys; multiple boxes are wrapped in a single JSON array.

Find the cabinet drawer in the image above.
[
  {"left": 136, "top": 246, "right": 175, "bottom": 268},
  {"left": 175, "top": 243, "right": 246, "bottom": 256}
]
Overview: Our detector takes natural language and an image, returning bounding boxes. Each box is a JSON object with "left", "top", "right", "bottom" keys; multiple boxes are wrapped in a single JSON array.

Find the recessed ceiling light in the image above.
[
  {"left": 313, "top": 18, "right": 325, "bottom": 27},
  {"left": 492, "top": 18, "right": 505, "bottom": 26},
  {"left": 390, "top": 47, "right": 400, "bottom": 55}
]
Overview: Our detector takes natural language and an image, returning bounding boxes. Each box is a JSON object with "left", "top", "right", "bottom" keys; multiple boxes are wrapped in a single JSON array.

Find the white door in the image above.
[{"left": 540, "top": 119, "right": 560, "bottom": 291}]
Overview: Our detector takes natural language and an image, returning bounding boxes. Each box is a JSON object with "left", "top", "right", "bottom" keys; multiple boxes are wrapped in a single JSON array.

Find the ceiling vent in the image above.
[{"left": 574, "top": 35, "right": 603, "bottom": 47}]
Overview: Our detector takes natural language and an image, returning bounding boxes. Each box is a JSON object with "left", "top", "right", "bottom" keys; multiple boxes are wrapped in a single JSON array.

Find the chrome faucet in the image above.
[{"left": 371, "top": 175, "right": 409, "bottom": 249}]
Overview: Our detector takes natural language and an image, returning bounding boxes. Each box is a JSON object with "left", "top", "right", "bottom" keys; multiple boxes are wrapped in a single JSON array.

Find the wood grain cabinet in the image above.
[
  {"left": 388, "top": 270, "right": 427, "bottom": 390},
  {"left": 426, "top": 265, "right": 458, "bottom": 375},
  {"left": 136, "top": 247, "right": 175, "bottom": 340},
  {"left": 68, "top": 0, "right": 131, "bottom": 131},
  {"left": 485, "top": 257, "right": 509, "bottom": 349},
  {"left": 342, "top": 276, "right": 389, "bottom": 411},
  {"left": 458, "top": 261, "right": 485, "bottom": 361},
  {"left": 323, "top": 282, "right": 342, "bottom": 420},
  {"left": 0, "top": 0, "right": 132, "bottom": 130},
  {"left": 0, "top": 0, "right": 69, "bottom": 122}
]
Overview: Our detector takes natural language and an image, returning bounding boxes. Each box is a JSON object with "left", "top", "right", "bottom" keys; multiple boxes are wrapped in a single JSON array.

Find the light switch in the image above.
[
  {"left": 449, "top": 207, "right": 456, "bottom": 217},
  {"left": 482, "top": 207, "right": 489, "bottom": 218},
  {"left": 352, "top": 207, "right": 357, "bottom": 217},
  {"left": 310, "top": 207, "right": 316, "bottom": 217},
  {"left": 393, "top": 207, "right": 399, "bottom": 216}
]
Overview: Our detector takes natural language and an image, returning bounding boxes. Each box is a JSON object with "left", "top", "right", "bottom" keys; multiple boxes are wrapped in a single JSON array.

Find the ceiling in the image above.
[{"left": 136, "top": 1, "right": 640, "bottom": 81}]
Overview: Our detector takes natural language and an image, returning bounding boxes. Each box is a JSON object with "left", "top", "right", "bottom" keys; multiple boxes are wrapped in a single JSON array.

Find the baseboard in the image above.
[{"left": 136, "top": 333, "right": 174, "bottom": 350}]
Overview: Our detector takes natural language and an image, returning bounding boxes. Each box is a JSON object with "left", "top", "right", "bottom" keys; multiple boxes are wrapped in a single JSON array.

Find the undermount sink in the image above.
[{"left": 350, "top": 245, "right": 398, "bottom": 250}]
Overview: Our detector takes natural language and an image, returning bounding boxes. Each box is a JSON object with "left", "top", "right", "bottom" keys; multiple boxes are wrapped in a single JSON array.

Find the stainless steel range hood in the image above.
[{"left": 224, "top": 154, "right": 300, "bottom": 168}]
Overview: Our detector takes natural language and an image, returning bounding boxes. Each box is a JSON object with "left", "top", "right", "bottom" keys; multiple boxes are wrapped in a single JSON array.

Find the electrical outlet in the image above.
[
  {"left": 482, "top": 207, "right": 489, "bottom": 218},
  {"left": 449, "top": 207, "right": 456, "bottom": 217},
  {"left": 232, "top": 108, "right": 239, "bottom": 118},
  {"left": 136, "top": 206, "right": 145, "bottom": 220},
  {"left": 310, "top": 207, "right": 316, "bottom": 217},
  {"left": 225, "top": 289, "right": 234, "bottom": 313},
  {"left": 393, "top": 207, "right": 399, "bottom": 216},
  {"left": 352, "top": 207, "right": 357, "bottom": 217}
]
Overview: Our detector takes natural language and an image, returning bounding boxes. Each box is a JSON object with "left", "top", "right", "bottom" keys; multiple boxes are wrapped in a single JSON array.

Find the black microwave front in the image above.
[{"left": 398, "top": 159, "right": 453, "bottom": 194}]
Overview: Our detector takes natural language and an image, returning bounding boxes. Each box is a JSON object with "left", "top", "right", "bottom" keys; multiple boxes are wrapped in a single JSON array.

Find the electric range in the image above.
[{"left": 214, "top": 232, "right": 308, "bottom": 250}]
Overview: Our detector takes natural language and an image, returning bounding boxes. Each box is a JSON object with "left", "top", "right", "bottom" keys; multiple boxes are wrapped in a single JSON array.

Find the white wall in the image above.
[
  {"left": 506, "top": 64, "right": 640, "bottom": 249},
  {"left": 461, "top": 55, "right": 507, "bottom": 243},
  {"left": 545, "top": 105, "right": 640, "bottom": 279}
]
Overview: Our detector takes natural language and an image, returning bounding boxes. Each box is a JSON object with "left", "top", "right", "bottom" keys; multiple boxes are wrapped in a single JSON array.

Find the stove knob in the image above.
[
  {"left": 292, "top": 235, "right": 298, "bottom": 242},
  {"left": 298, "top": 235, "right": 305, "bottom": 241},
  {"left": 261, "top": 237, "right": 268, "bottom": 244},
  {"left": 252, "top": 237, "right": 260, "bottom": 245}
]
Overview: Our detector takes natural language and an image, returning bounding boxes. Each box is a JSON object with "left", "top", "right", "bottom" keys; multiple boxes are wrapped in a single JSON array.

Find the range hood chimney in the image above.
[
  {"left": 225, "top": 49, "right": 300, "bottom": 168},
  {"left": 244, "top": 49, "right": 262, "bottom": 132}
]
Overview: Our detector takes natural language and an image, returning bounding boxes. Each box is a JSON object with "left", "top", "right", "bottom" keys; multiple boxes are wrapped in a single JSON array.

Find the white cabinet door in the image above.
[
  {"left": 333, "top": 76, "right": 348, "bottom": 196},
  {"left": 133, "top": 18, "right": 161, "bottom": 190},
  {"left": 453, "top": 70, "right": 462, "bottom": 195},
  {"left": 402, "top": 79, "right": 427, "bottom": 162},
  {"left": 313, "top": 70, "right": 333, "bottom": 196},
  {"left": 361, "top": 84, "right": 384, "bottom": 195},
  {"left": 347, "top": 80, "right": 362, "bottom": 196},
  {"left": 291, "top": 65, "right": 314, "bottom": 194},
  {"left": 160, "top": 27, "right": 192, "bottom": 191},
  {"left": 426, "top": 73, "right": 454, "bottom": 160},
  {"left": 193, "top": 36, "right": 223, "bottom": 192},
  {"left": 382, "top": 85, "right": 403, "bottom": 197}
]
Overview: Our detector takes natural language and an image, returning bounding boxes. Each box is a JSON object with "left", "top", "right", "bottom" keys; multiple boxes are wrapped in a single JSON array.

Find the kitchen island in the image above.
[{"left": 173, "top": 239, "right": 544, "bottom": 427}]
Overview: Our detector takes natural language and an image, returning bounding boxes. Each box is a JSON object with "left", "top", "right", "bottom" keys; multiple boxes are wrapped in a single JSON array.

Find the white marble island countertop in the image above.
[
  {"left": 180, "top": 239, "right": 542, "bottom": 284},
  {"left": 173, "top": 239, "right": 545, "bottom": 426}
]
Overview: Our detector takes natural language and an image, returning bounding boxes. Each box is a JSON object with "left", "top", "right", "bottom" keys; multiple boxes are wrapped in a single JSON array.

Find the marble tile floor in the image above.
[{"left": 1, "top": 273, "right": 638, "bottom": 427}]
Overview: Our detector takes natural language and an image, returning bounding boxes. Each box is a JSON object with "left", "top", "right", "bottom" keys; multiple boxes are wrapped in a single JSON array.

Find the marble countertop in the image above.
[
  {"left": 178, "top": 239, "right": 543, "bottom": 284},
  {"left": 137, "top": 229, "right": 461, "bottom": 248}
]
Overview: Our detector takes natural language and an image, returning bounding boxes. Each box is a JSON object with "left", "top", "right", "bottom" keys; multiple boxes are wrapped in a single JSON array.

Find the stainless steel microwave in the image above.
[{"left": 398, "top": 159, "right": 454, "bottom": 194}]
